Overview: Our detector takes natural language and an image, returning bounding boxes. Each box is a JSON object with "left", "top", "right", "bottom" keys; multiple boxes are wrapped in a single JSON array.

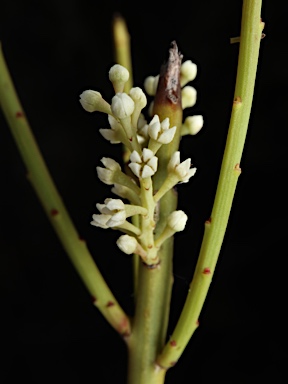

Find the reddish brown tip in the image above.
[{"left": 153, "top": 41, "right": 183, "bottom": 109}]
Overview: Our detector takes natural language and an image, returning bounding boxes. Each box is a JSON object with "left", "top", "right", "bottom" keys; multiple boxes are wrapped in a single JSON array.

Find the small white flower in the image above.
[
  {"left": 180, "top": 60, "right": 197, "bottom": 87},
  {"left": 181, "top": 86, "right": 197, "bottom": 109},
  {"left": 181, "top": 115, "right": 204, "bottom": 136},
  {"left": 148, "top": 114, "right": 176, "bottom": 144},
  {"left": 109, "top": 64, "right": 130, "bottom": 93},
  {"left": 128, "top": 148, "right": 158, "bottom": 179},
  {"left": 79, "top": 90, "right": 112, "bottom": 114},
  {"left": 111, "top": 93, "right": 135, "bottom": 119},
  {"left": 99, "top": 115, "right": 124, "bottom": 144},
  {"left": 167, "top": 151, "right": 197, "bottom": 183},
  {"left": 92, "top": 198, "right": 126, "bottom": 228},
  {"left": 96, "top": 157, "right": 121, "bottom": 185},
  {"left": 167, "top": 210, "right": 188, "bottom": 232}
]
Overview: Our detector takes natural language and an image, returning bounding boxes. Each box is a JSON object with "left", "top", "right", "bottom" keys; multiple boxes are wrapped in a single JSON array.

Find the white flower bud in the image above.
[
  {"left": 109, "top": 64, "right": 130, "bottom": 93},
  {"left": 181, "top": 86, "right": 197, "bottom": 109},
  {"left": 111, "top": 93, "right": 135, "bottom": 119},
  {"left": 144, "top": 75, "right": 159, "bottom": 96},
  {"left": 116, "top": 234, "right": 138, "bottom": 254},
  {"left": 180, "top": 60, "right": 197, "bottom": 86},
  {"left": 79, "top": 90, "right": 111, "bottom": 114},
  {"left": 129, "top": 87, "right": 147, "bottom": 109},
  {"left": 167, "top": 210, "right": 188, "bottom": 232},
  {"left": 181, "top": 115, "right": 204, "bottom": 136}
]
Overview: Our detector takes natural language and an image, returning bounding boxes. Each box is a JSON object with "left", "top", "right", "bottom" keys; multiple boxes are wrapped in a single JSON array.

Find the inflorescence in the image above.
[{"left": 79, "top": 56, "right": 203, "bottom": 266}]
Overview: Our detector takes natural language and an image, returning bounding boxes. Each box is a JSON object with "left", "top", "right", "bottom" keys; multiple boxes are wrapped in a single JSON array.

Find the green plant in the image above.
[{"left": 0, "top": 1, "right": 264, "bottom": 383}]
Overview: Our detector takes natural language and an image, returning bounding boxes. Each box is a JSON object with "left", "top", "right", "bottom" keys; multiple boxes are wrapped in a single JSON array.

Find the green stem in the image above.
[
  {"left": 156, "top": 0, "right": 264, "bottom": 368},
  {"left": 0, "top": 43, "right": 131, "bottom": 337},
  {"left": 127, "top": 42, "right": 183, "bottom": 383},
  {"left": 127, "top": 192, "right": 176, "bottom": 384}
]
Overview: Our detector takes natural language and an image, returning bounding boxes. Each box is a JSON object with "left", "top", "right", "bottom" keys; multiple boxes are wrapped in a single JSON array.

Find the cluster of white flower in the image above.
[{"left": 79, "top": 58, "right": 203, "bottom": 266}]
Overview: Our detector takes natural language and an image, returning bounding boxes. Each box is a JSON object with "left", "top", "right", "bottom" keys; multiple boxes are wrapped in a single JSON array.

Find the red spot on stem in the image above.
[
  {"left": 170, "top": 340, "right": 177, "bottom": 347},
  {"left": 234, "top": 163, "right": 241, "bottom": 172},
  {"left": 91, "top": 296, "right": 97, "bottom": 303},
  {"left": 196, "top": 320, "right": 200, "bottom": 326},
  {"left": 203, "top": 267, "right": 211, "bottom": 275},
  {"left": 106, "top": 301, "right": 115, "bottom": 307},
  {"left": 50, "top": 209, "right": 59, "bottom": 216},
  {"left": 170, "top": 361, "right": 177, "bottom": 367},
  {"left": 205, "top": 217, "right": 212, "bottom": 224},
  {"left": 16, "top": 111, "right": 24, "bottom": 118},
  {"left": 233, "top": 96, "right": 242, "bottom": 104},
  {"left": 129, "top": 137, "right": 133, "bottom": 142}
]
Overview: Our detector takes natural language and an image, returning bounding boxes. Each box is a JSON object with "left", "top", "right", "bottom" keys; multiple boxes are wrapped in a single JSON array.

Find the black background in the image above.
[{"left": 1, "top": 1, "right": 287, "bottom": 383}]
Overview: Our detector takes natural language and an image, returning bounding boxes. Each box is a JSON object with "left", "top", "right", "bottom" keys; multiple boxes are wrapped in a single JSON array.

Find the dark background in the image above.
[{"left": 1, "top": 1, "right": 287, "bottom": 383}]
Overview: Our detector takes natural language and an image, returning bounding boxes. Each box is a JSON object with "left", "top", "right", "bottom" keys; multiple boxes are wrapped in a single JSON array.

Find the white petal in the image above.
[
  {"left": 91, "top": 214, "right": 111, "bottom": 228},
  {"left": 176, "top": 158, "right": 191, "bottom": 178},
  {"left": 142, "top": 165, "right": 155, "bottom": 178},
  {"left": 108, "top": 115, "right": 122, "bottom": 131},
  {"left": 150, "top": 114, "right": 160, "bottom": 125},
  {"left": 142, "top": 148, "right": 154, "bottom": 162},
  {"left": 158, "top": 126, "right": 176, "bottom": 144},
  {"left": 182, "top": 167, "right": 197, "bottom": 182},
  {"left": 148, "top": 121, "right": 161, "bottom": 140},
  {"left": 96, "top": 167, "right": 114, "bottom": 185},
  {"left": 130, "top": 150, "right": 142, "bottom": 164},
  {"left": 147, "top": 156, "right": 158, "bottom": 172},
  {"left": 96, "top": 203, "right": 107, "bottom": 214},
  {"left": 128, "top": 162, "right": 141, "bottom": 177},
  {"left": 107, "top": 211, "right": 126, "bottom": 227},
  {"left": 99, "top": 129, "right": 121, "bottom": 143},
  {"left": 168, "top": 151, "right": 180, "bottom": 172},
  {"left": 100, "top": 157, "right": 121, "bottom": 171},
  {"left": 105, "top": 198, "right": 125, "bottom": 211},
  {"left": 160, "top": 117, "right": 170, "bottom": 131}
]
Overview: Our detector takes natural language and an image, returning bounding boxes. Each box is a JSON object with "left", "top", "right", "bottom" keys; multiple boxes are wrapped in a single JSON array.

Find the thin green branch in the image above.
[
  {"left": 0, "top": 43, "right": 131, "bottom": 337},
  {"left": 156, "top": 0, "right": 264, "bottom": 369}
]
